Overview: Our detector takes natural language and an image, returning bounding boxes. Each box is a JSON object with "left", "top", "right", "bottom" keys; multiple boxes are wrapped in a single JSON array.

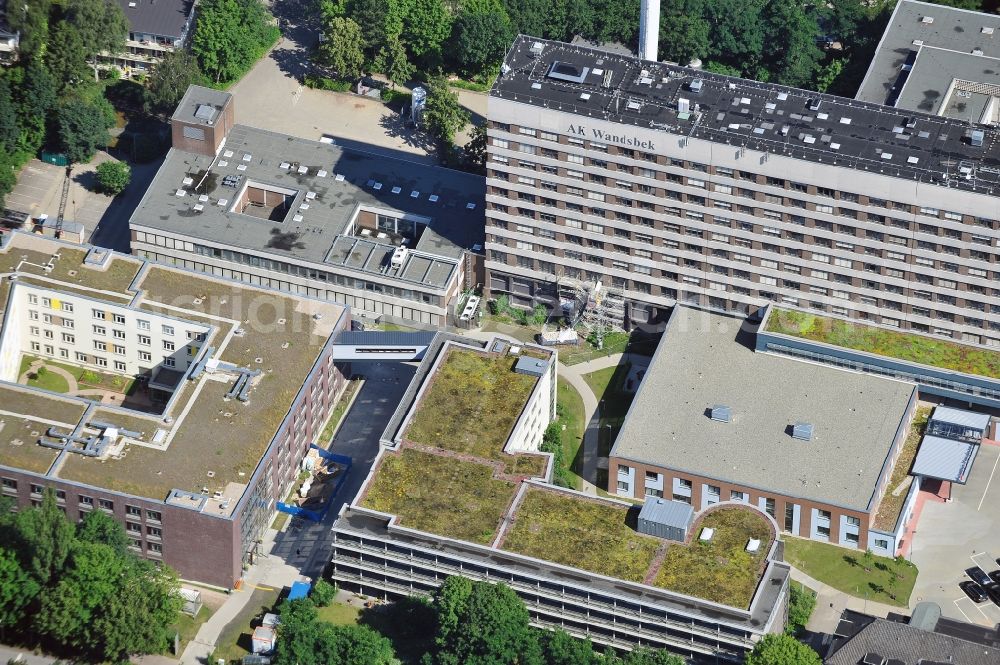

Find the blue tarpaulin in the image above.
[{"left": 288, "top": 581, "right": 311, "bottom": 601}]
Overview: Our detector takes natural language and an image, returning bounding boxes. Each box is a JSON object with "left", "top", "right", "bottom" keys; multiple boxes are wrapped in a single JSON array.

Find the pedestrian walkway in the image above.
[{"left": 793, "top": 567, "right": 906, "bottom": 634}]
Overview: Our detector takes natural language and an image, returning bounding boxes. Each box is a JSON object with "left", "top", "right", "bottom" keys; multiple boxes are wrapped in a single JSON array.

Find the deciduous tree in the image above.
[
  {"left": 744, "top": 634, "right": 822, "bottom": 665},
  {"left": 318, "top": 17, "right": 366, "bottom": 80},
  {"left": 0, "top": 548, "right": 39, "bottom": 632},
  {"left": 56, "top": 99, "right": 113, "bottom": 164},
  {"left": 192, "top": 0, "right": 276, "bottom": 83},
  {"left": 422, "top": 76, "right": 469, "bottom": 146},
  {"left": 432, "top": 580, "right": 543, "bottom": 665},
  {"left": 400, "top": 0, "right": 452, "bottom": 65},
  {"left": 447, "top": 0, "right": 512, "bottom": 78},
  {"left": 145, "top": 50, "right": 206, "bottom": 114},
  {"left": 77, "top": 509, "right": 130, "bottom": 553}
]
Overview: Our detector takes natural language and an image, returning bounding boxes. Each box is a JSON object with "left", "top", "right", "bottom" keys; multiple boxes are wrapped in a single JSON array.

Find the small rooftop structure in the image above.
[
  {"left": 928, "top": 406, "right": 991, "bottom": 440},
  {"left": 637, "top": 498, "right": 693, "bottom": 542},
  {"left": 911, "top": 435, "right": 979, "bottom": 484},
  {"left": 513, "top": 355, "right": 549, "bottom": 377}
]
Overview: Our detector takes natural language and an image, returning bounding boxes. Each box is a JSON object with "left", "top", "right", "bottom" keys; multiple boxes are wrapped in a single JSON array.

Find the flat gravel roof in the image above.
[{"left": 611, "top": 307, "right": 916, "bottom": 512}]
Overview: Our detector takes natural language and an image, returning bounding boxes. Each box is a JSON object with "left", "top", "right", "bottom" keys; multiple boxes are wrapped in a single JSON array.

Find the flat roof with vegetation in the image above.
[
  {"left": 765, "top": 308, "right": 1000, "bottom": 379},
  {"left": 402, "top": 347, "right": 547, "bottom": 478},
  {"left": 0, "top": 233, "right": 346, "bottom": 508}
]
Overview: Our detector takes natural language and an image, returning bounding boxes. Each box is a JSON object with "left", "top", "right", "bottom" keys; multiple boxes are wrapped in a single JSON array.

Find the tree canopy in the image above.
[
  {"left": 745, "top": 633, "right": 823, "bottom": 665},
  {"left": 422, "top": 76, "right": 469, "bottom": 146},
  {"left": 273, "top": 598, "right": 397, "bottom": 665},
  {"left": 145, "top": 50, "right": 206, "bottom": 114},
  {"left": 192, "top": 0, "right": 279, "bottom": 84},
  {"left": 318, "top": 17, "right": 367, "bottom": 80},
  {"left": 0, "top": 492, "right": 182, "bottom": 662}
]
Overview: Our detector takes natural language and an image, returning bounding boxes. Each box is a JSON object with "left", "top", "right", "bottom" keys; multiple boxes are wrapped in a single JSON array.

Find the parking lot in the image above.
[
  {"left": 5, "top": 156, "right": 120, "bottom": 240},
  {"left": 229, "top": 5, "right": 485, "bottom": 163},
  {"left": 910, "top": 441, "right": 1000, "bottom": 626}
]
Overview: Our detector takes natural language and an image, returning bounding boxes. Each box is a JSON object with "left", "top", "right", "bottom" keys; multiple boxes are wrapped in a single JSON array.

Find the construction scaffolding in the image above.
[{"left": 557, "top": 277, "right": 625, "bottom": 347}]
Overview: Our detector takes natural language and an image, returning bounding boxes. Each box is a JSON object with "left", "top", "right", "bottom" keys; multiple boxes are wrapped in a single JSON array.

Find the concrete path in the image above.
[{"left": 792, "top": 567, "right": 906, "bottom": 634}]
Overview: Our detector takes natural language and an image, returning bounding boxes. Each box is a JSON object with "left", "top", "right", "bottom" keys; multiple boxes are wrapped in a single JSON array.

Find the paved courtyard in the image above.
[
  {"left": 230, "top": 0, "right": 486, "bottom": 162},
  {"left": 909, "top": 441, "right": 1000, "bottom": 626}
]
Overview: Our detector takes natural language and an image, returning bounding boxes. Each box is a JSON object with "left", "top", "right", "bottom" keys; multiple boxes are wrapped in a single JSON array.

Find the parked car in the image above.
[
  {"left": 966, "top": 567, "right": 992, "bottom": 586},
  {"left": 985, "top": 584, "right": 1000, "bottom": 607},
  {"left": 989, "top": 570, "right": 1000, "bottom": 586},
  {"left": 961, "top": 580, "right": 989, "bottom": 603}
]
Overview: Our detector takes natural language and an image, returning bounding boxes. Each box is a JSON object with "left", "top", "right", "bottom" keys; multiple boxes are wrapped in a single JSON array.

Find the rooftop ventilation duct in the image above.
[
  {"left": 792, "top": 422, "right": 814, "bottom": 441},
  {"left": 710, "top": 405, "right": 731, "bottom": 423}
]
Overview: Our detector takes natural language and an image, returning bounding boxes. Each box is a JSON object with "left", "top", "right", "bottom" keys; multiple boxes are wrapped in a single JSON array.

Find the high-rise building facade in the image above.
[{"left": 486, "top": 37, "right": 1000, "bottom": 343}]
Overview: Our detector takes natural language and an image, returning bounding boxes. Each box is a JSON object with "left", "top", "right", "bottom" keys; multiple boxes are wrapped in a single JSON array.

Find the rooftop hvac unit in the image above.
[
  {"left": 391, "top": 246, "right": 408, "bottom": 268},
  {"left": 971, "top": 129, "right": 986, "bottom": 147},
  {"left": 689, "top": 79, "right": 704, "bottom": 93},
  {"left": 710, "top": 405, "right": 731, "bottom": 423},
  {"left": 677, "top": 98, "right": 691, "bottom": 113},
  {"left": 792, "top": 422, "right": 814, "bottom": 441}
]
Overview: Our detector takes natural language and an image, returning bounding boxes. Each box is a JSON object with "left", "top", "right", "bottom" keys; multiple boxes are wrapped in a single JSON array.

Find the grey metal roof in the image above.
[
  {"left": 931, "top": 406, "right": 991, "bottom": 431},
  {"left": 610, "top": 307, "right": 916, "bottom": 512},
  {"left": 637, "top": 498, "right": 693, "bottom": 529},
  {"left": 129, "top": 124, "right": 484, "bottom": 290},
  {"left": 333, "top": 331, "right": 437, "bottom": 347},
  {"left": 911, "top": 435, "right": 979, "bottom": 483},
  {"left": 826, "top": 617, "right": 1000, "bottom": 665},
  {"left": 514, "top": 355, "right": 549, "bottom": 377},
  {"left": 171, "top": 86, "right": 232, "bottom": 127},
  {"left": 857, "top": 0, "right": 1000, "bottom": 118},
  {"left": 494, "top": 35, "right": 1000, "bottom": 196},
  {"left": 118, "top": 0, "right": 193, "bottom": 40}
]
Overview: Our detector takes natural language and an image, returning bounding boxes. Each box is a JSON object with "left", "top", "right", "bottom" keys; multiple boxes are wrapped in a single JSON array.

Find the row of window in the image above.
[
  {"left": 488, "top": 190, "right": 999, "bottom": 269},
  {"left": 27, "top": 340, "right": 174, "bottom": 369},
  {"left": 2, "top": 480, "right": 163, "bottom": 522},
  {"left": 615, "top": 467, "right": 862, "bottom": 544},
  {"left": 490, "top": 201, "right": 998, "bottom": 264},
  {"left": 489, "top": 127, "right": 997, "bottom": 228}
]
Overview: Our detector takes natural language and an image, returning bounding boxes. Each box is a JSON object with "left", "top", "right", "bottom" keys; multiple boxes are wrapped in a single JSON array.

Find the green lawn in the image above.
[
  {"left": 169, "top": 605, "right": 213, "bottom": 655},
  {"left": 403, "top": 348, "right": 546, "bottom": 477},
  {"left": 213, "top": 587, "right": 279, "bottom": 662},
  {"left": 316, "top": 601, "right": 361, "bottom": 626},
  {"left": 18, "top": 359, "right": 70, "bottom": 393},
  {"left": 556, "top": 377, "right": 586, "bottom": 489},
  {"left": 18, "top": 355, "right": 135, "bottom": 395},
  {"left": 504, "top": 487, "right": 660, "bottom": 585},
  {"left": 362, "top": 447, "right": 518, "bottom": 545},
  {"left": 766, "top": 308, "right": 1000, "bottom": 378},
  {"left": 654, "top": 507, "right": 774, "bottom": 608},
  {"left": 782, "top": 537, "right": 917, "bottom": 607},
  {"left": 872, "top": 407, "right": 930, "bottom": 531},
  {"left": 559, "top": 331, "right": 631, "bottom": 365}
]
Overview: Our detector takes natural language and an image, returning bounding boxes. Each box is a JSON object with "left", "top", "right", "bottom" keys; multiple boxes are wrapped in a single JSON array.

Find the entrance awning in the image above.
[{"left": 911, "top": 435, "right": 979, "bottom": 484}]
